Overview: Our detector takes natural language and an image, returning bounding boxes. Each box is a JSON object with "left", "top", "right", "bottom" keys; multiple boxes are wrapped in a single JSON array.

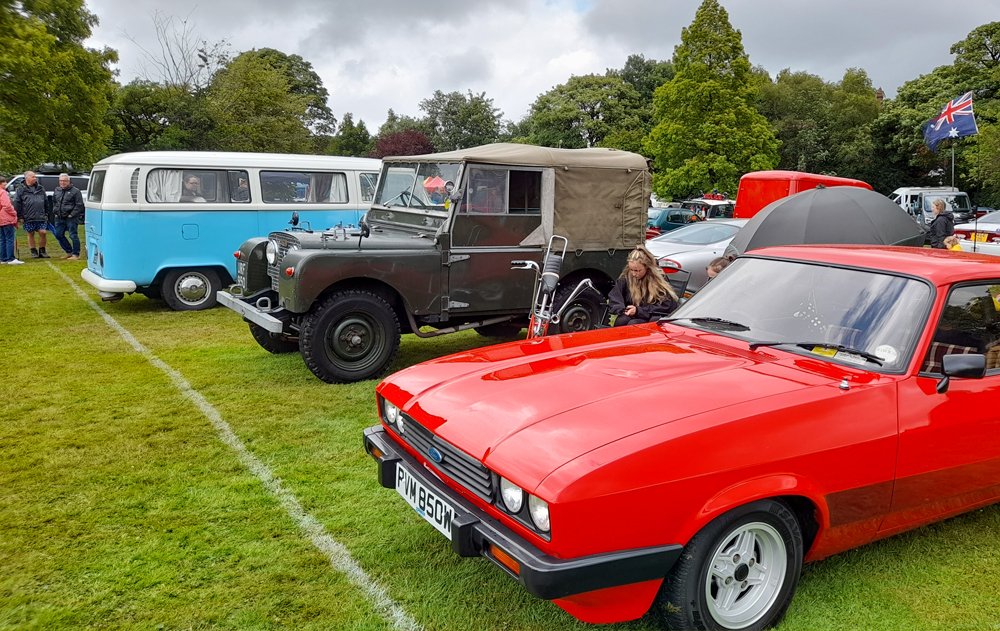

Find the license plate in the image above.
[
  {"left": 395, "top": 463, "right": 458, "bottom": 540},
  {"left": 237, "top": 260, "right": 247, "bottom": 286},
  {"left": 973, "top": 232, "right": 989, "bottom": 242}
]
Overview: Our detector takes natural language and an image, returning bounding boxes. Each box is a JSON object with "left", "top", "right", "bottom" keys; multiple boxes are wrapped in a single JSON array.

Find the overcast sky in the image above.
[{"left": 86, "top": 0, "right": 1000, "bottom": 130}]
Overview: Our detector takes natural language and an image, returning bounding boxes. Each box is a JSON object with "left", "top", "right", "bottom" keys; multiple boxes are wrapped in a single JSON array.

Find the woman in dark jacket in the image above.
[
  {"left": 609, "top": 246, "right": 678, "bottom": 326},
  {"left": 928, "top": 198, "right": 954, "bottom": 249}
]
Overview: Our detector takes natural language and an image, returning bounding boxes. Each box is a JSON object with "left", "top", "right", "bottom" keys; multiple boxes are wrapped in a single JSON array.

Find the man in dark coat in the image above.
[
  {"left": 13, "top": 171, "right": 52, "bottom": 258},
  {"left": 928, "top": 198, "right": 954, "bottom": 249},
  {"left": 52, "top": 173, "right": 86, "bottom": 260}
]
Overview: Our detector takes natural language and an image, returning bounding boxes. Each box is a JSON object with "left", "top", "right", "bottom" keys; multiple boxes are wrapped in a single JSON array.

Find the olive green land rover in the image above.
[{"left": 218, "top": 143, "right": 649, "bottom": 383}]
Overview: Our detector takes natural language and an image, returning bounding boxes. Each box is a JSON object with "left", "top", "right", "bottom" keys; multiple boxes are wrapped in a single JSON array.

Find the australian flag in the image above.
[{"left": 923, "top": 91, "right": 979, "bottom": 152}]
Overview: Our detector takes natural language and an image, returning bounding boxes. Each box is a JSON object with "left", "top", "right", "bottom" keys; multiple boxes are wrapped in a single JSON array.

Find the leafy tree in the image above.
[
  {"left": 0, "top": 0, "right": 117, "bottom": 172},
  {"left": 239, "top": 48, "right": 336, "bottom": 135},
  {"left": 608, "top": 53, "right": 674, "bottom": 103},
  {"left": 205, "top": 54, "right": 312, "bottom": 153},
  {"left": 370, "top": 130, "right": 435, "bottom": 158},
  {"left": 419, "top": 90, "right": 503, "bottom": 151},
  {"left": 520, "top": 75, "right": 647, "bottom": 151},
  {"left": 376, "top": 108, "right": 432, "bottom": 138},
  {"left": 644, "top": 0, "right": 779, "bottom": 198},
  {"left": 106, "top": 80, "right": 213, "bottom": 152},
  {"left": 327, "top": 113, "right": 373, "bottom": 157}
]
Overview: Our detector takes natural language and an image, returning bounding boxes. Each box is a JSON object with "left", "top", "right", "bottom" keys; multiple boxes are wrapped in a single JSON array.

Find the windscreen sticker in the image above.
[
  {"left": 875, "top": 345, "right": 899, "bottom": 364},
  {"left": 810, "top": 346, "right": 837, "bottom": 357},
  {"left": 835, "top": 351, "right": 868, "bottom": 366}
]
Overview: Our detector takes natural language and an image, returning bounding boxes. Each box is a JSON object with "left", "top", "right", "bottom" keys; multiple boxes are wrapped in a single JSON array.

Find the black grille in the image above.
[
  {"left": 267, "top": 234, "right": 298, "bottom": 290},
  {"left": 395, "top": 414, "right": 494, "bottom": 502}
]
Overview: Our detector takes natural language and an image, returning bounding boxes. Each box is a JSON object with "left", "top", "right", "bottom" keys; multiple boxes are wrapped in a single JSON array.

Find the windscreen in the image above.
[{"left": 373, "top": 162, "right": 461, "bottom": 211}]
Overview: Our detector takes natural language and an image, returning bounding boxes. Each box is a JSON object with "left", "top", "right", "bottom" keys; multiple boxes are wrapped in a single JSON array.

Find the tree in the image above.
[
  {"left": 327, "top": 113, "right": 373, "bottom": 157},
  {"left": 376, "top": 108, "right": 431, "bottom": 138},
  {"left": 370, "top": 130, "right": 435, "bottom": 158},
  {"left": 123, "top": 11, "right": 230, "bottom": 91},
  {"left": 106, "top": 80, "right": 213, "bottom": 152},
  {"left": 0, "top": 0, "right": 117, "bottom": 172},
  {"left": 239, "top": 48, "right": 336, "bottom": 135},
  {"left": 644, "top": 0, "right": 779, "bottom": 198},
  {"left": 205, "top": 54, "right": 312, "bottom": 153},
  {"left": 608, "top": 53, "right": 674, "bottom": 103},
  {"left": 419, "top": 90, "right": 503, "bottom": 151},
  {"left": 521, "top": 75, "right": 647, "bottom": 151}
]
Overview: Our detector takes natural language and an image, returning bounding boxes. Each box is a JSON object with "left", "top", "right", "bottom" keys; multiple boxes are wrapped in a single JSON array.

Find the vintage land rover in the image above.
[{"left": 218, "top": 144, "right": 649, "bottom": 383}]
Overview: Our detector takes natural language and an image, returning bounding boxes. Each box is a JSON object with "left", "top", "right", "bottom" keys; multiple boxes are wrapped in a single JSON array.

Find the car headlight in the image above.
[
  {"left": 382, "top": 400, "right": 400, "bottom": 426},
  {"left": 528, "top": 495, "right": 550, "bottom": 532},
  {"left": 499, "top": 478, "right": 524, "bottom": 513},
  {"left": 265, "top": 240, "right": 277, "bottom": 264}
]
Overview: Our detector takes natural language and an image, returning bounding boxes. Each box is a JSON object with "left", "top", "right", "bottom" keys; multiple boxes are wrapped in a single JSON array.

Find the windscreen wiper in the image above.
[
  {"left": 660, "top": 316, "right": 751, "bottom": 331},
  {"left": 747, "top": 341, "right": 884, "bottom": 366}
]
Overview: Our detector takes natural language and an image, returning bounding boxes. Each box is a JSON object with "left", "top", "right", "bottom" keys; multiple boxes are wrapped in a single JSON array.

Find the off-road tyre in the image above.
[
  {"left": 653, "top": 498, "right": 803, "bottom": 631},
  {"left": 249, "top": 323, "right": 298, "bottom": 354},
  {"left": 162, "top": 268, "right": 221, "bottom": 311},
  {"left": 299, "top": 290, "right": 401, "bottom": 383},
  {"left": 552, "top": 282, "right": 604, "bottom": 334}
]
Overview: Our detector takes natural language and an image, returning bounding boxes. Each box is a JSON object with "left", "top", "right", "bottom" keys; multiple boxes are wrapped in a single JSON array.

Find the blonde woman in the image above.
[
  {"left": 609, "top": 246, "right": 679, "bottom": 326},
  {"left": 928, "top": 198, "right": 954, "bottom": 249}
]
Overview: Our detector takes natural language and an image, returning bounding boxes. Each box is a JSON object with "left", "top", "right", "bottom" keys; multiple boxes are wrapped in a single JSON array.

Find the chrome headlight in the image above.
[
  {"left": 499, "top": 478, "right": 524, "bottom": 513},
  {"left": 265, "top": 240, "right": 277, "bottom": 264},
  {"left": 528, "top": 495, "right": 550, "bottom": 532},
  {"left": 382, "top": 400, "right": 401, "bottom": 426}
]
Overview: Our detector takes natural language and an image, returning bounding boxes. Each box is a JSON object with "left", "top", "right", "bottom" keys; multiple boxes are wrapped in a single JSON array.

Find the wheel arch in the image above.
[
  {"left": 151, "top": 263, "right": 234, "bottom": 291},
  {"left": 558, "top": 267, "right": 616, "bottom": 296},
  {"left": 316, "top": 277, "right": 413, "bottom": 334}
]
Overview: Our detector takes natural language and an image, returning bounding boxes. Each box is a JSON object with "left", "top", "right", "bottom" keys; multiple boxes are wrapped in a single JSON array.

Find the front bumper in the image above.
[
  {"left": 363, "top": 425, "right": 682, "bottom": 601},
  {"left": 217, "top": 289, "right": 287, "bottom": 334},
  {"left": 81, "top": 268, "right": 136, "bottom": 293}
]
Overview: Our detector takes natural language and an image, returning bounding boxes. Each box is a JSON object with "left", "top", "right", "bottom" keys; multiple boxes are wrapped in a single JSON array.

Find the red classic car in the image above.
[{"left": 364, "top": 245, "right": 1000, "bottom": 630}]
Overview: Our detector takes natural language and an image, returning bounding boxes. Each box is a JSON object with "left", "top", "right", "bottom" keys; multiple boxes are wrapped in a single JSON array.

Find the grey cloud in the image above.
[{"left": 433, "top": 49, "right": 496, "bottom": 90}]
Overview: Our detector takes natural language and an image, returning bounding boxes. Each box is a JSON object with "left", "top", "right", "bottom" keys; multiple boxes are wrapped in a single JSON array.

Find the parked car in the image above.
[
  {"left": 734, "top": 170, "right": 871, "bottom": 219},
  {"left": 953, "top": 210, "right": 1000, "bottom": 254},
  {"left": 646, "top": 207, "right": 702, "bottom": 239},
  {"left": 681, "top": 195, "right": 735, "bottom": 220},
  {"left": 645, "top": 218, "right": 747, "bottom": 292},
  {"left": 890, "top": 186, "right": 977, "bottom": 228},
  {"left": 365, "top": 245, "right": 1000, "bottom": 629},
  {"left": 220, "top": 144, "right": 649, "bottom": 383},
  {"left": 6, "top": 173, "right": 90, "bottom": 204}
]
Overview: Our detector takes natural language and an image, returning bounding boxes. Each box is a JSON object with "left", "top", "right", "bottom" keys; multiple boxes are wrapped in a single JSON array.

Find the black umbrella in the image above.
[{"left": 726, "top": 185, "right": 926, "bottom": 256}]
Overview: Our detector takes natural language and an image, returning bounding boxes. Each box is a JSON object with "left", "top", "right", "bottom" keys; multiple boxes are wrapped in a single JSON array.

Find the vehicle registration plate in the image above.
[
  {"left": 973, "top": 232, "right": 989, "bottom": 242},
  {"left": 395, "top": 463, "right": 457, "bottom": 540},
  {"left": 237, "top": 260, "right": 247, "bottom": 286}
]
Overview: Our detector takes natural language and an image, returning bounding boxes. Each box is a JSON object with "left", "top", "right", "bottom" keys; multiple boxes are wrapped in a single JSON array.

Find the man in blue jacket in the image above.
[
  {"left": 52, "top": 173, "right": 85, "bottom": 260},
  {"left": 13, "top": 171, "right": 52, "bottom": 258}
]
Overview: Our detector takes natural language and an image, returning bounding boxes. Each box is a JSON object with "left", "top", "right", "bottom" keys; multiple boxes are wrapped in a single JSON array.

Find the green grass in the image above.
[{"left": 3, "top": 255, "right": 1000, "bottom": 630}]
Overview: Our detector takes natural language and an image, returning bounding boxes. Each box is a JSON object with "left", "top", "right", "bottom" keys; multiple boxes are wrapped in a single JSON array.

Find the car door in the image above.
[
  {"left": 882, "top": 281, "right": 1000, "bottom": 536},
  {"left": 447, "top": 166, "right": 543, "bottom": 314}
]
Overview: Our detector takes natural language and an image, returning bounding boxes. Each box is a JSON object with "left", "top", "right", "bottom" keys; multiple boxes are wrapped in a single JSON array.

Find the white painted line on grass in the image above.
[{"left": 50, "top": 263, "right": 421, "bottom": 631}]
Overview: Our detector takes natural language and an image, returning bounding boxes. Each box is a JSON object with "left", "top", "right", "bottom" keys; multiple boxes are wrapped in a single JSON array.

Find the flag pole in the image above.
[{"left": 952, "top": 145, "right": 956, "bottom": 188}]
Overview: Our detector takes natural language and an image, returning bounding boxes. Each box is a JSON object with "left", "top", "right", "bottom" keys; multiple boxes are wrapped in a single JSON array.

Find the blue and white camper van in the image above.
[{"left": 81, "top": 152, "right": 380, "bottom": 310}]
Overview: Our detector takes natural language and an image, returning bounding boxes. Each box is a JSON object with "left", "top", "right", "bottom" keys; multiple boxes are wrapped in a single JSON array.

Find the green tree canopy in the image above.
[
  {"left": 326, "top": 113, "right": 373, "bottom": 157},
  {"left": 419, "top": 90, "right": 503, "bottom": 151},
  {"left": 205, "top": 53, "right": 312, "bottom": 153},
  {"left": 1, "top": 0, "right": 117, "bottom": 173},
  {"left": 644, "top": 0, "right": 779, "bottom": 198},
  {"left": 240, "top": 48, "right": 336, "bottom": 135}
]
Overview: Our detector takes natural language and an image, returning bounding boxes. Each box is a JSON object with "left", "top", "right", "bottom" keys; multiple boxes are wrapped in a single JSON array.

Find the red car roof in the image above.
[{"left": 748, "top": 245, "right": 1000, "bottom": 286}]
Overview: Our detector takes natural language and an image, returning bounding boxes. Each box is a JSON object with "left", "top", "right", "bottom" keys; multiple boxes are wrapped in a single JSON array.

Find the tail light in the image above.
[
  {"left": 658, "top": 257, "right": 682, "bottom": 271},
  {"left": 991, "top": 234, "right": 1000, "bottom": 243},
  {"left": 954, "top": 230, "right": 971, "bottom": 240}
]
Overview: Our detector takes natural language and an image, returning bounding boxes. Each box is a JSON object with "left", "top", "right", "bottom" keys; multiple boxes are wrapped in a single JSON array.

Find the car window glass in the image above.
[
  {"left": 147, "top": 169, "right": 223, "bottom": 203},
  {"left": 462, "top": 167, "right": 507, "bottom": 214},
  {"left": 228, "top": 170, "right": 250, "bottom": 203},
  {"left": 922, "top": 283, "right": 1000, "bottom": 375},
  {"left": 88, "top": 170, "right": 106, "bottom": 203},
  {"left": 260, "top": 171, "right": 347, "bottom": 203},
  {"left": 508, "top": 170, "right": 541, "bottom": 214},
  {"left": 360, "top": 172, "right": 378, "bottom": 202}
]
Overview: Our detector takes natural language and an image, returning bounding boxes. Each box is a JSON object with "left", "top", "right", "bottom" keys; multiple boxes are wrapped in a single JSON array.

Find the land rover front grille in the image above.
[
  {"left": 395, "top": 414, "right": 494, "bottom": 502},
  {"left": 266, "top": 235, "right": 298, "bottom": 290}
]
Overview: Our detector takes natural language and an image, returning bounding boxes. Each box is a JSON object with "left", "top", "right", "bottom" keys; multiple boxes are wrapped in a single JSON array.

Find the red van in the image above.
[{"left": 734, "top": 170, "right": 872, "bottom": 218}]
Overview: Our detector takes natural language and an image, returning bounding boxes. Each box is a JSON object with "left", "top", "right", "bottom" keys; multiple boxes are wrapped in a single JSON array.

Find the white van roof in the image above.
[
  {"left": 93, "top": 151, "right": 381, "bottom": 170},
  {"left": 891, "top": 186, "right": 960, "bottom": 195}
]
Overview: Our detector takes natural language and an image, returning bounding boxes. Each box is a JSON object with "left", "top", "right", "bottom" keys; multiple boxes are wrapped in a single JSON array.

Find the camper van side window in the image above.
[
  {"left": 147, "top": 169, "right": 225, "bottom": 203},
  {"left": 260, "top": 171, "right": 349, "bottom": 203},
  {"left": 228, "top": 171, "right": 251, "bottom": 203},
  {"left": 88, "top": 170, "right": 107, "bottom": 203}
]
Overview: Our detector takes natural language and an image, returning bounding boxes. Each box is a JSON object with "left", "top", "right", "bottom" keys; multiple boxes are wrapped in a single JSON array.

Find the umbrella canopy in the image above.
[
  {"left": 423, "top": 176, "right": 447, "bottom": 190},
  {"left": 726, "top": 185, "right": 926, "bottom": 256}
]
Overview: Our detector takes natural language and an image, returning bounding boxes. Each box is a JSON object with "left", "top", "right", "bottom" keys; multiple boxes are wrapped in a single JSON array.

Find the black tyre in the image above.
[
  {"left": 299, "top": 290, "right": 401, "bottom": 383},
  {"left": 654, "top": 499, "right": 803, "bottom": 631},
  {"left": 162, "top": 268, "right": 221, "bottom": 311},
  {"left": 552, "top": 282, "right": 604, "bottom": 334},
  {"left": 249, "top": 323, "right": 298, "bottom": 354},
  {"left": 475, "top": 322, "right": 524, "bottom": 340}
]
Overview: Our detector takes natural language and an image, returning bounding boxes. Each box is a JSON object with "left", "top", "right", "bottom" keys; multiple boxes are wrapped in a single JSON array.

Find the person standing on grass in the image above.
[
  {"left": 51, "top": 173, "right": 85, "bottom": 260},
  {"left": 13, "top": 171, "right": 52, "bottom": 258},
  {"left": 0, "top": 176, "right": 24, "bottom": 265}
]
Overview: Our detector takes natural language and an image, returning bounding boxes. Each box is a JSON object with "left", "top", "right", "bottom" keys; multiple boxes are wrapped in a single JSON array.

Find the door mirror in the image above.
[{"left": 937, "top": 353, "right": 987, "bottom": 393}]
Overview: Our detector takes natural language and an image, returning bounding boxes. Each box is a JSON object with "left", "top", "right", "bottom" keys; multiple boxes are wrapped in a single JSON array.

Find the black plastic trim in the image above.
[{"left": 363, "top": 424, "right": 682, "bottom": 601}]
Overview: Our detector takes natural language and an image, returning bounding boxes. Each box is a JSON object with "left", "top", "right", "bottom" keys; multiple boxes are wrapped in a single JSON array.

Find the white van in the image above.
[{"left": 890, "top": 186, "right": 976, "bottom": 226}]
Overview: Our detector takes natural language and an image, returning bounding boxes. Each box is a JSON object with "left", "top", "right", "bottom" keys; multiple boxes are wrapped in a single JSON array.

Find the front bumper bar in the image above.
[
  {"left": 217, "top": 289, "right": 287, "bottom": 334},
  {"left": 363, "top": 425, "right": 682, "bottom": 601}
]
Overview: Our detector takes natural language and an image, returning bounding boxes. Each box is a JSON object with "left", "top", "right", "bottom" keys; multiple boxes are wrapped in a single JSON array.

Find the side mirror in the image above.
[
  {"left": 936, "top": 353, "right": 987, "bottom": 393},
  {"left": 290, "top": 211, "right": 299, "bottom": 227}
]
